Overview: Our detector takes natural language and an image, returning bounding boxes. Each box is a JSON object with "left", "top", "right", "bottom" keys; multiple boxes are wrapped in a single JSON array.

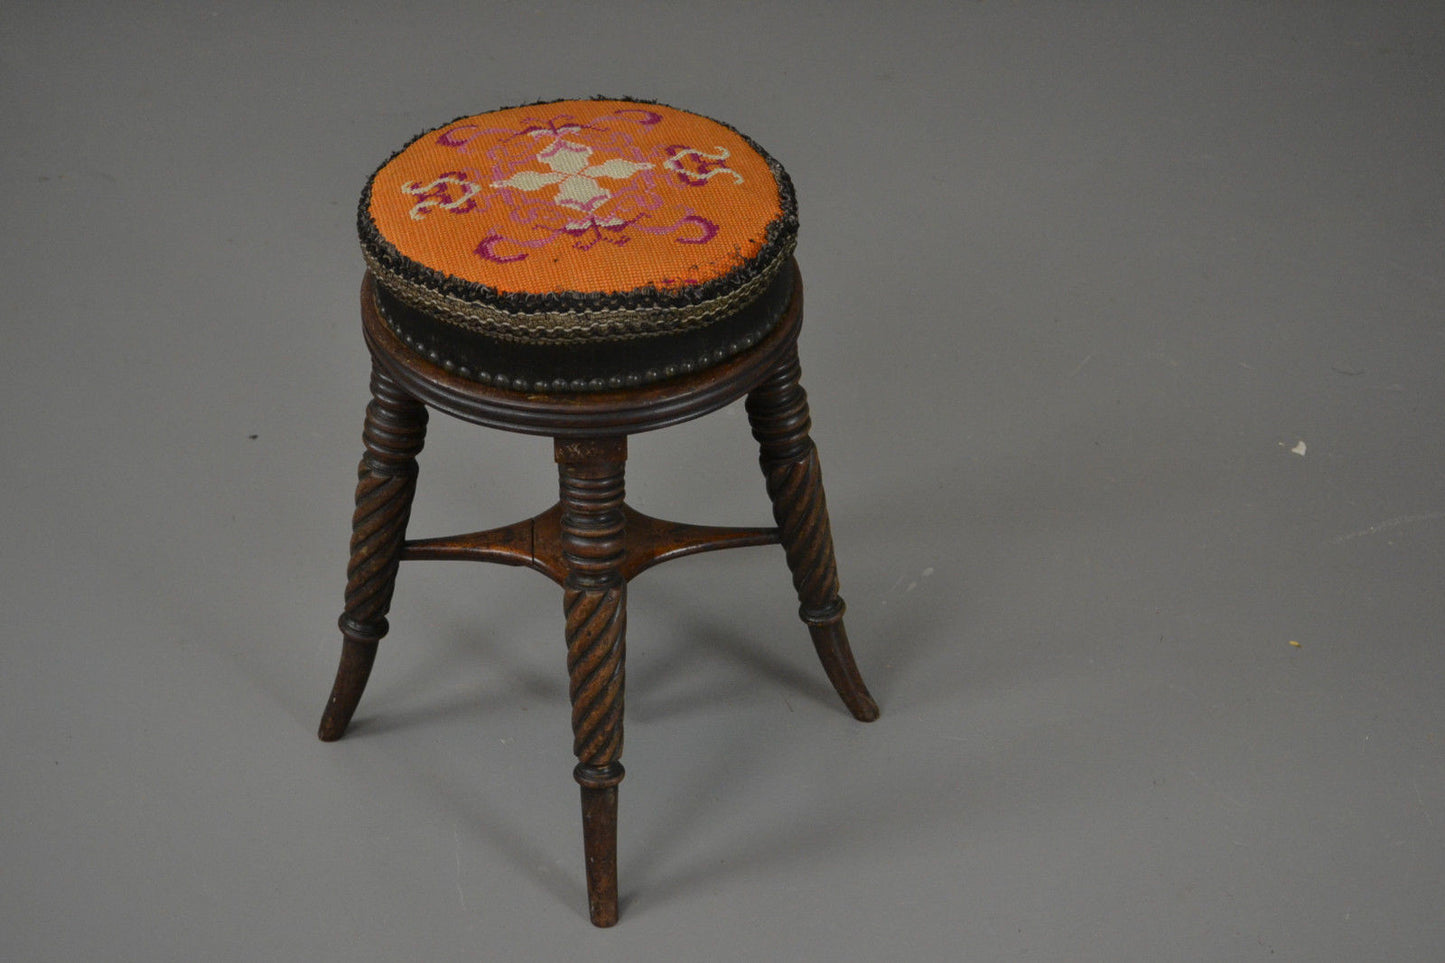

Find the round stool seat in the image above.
[{"left": 359, "top": 98, "right": 799, "bottom": 393}]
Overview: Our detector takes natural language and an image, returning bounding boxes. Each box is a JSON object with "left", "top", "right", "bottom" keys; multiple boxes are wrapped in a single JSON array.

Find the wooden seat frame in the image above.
[{"left": 318, "top": 259, "right": 877, "bottom": 926}]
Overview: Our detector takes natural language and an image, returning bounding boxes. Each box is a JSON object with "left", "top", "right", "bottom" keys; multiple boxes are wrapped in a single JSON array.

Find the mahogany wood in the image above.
[
  {"left": 556, "top": 437, "right": 628, "bottom": 927},
  {"left": 319, "top": 364, "right": 428, "bottom": 741},
  {"left": 318, "top": 257, "right": 877, "bottom": 925},
  {"left": 746, "top": 352, "right": 879, "bottom": 722},
  {"left": 401, "top": 504, "right": 779, "bottom": 584}
]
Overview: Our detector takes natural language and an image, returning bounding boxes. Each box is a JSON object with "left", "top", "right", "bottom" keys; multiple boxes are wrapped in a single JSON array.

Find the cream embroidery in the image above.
[
  {"left": 663, "top": 146, "right": 743, "bottom": 185},
  {"left": 402, "top": 175, "right": 483, "bottom": 220},
  {"left": 491, "top": 137, "right": 652, "bottom": 214},
  {"left": 410, "top": 109, "right": 758, "bottom": 263}
]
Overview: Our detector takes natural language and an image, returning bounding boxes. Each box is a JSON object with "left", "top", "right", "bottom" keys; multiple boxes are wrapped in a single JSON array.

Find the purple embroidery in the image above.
[
  {"left": 499, "top": 110, "right": 659, "bottom": 146},
  {"left": 641, "top": 214, "right": 718, "bottom": 244},
  {"left": 411, "top": 109, "right": 747, "bottom": 263},
  {"left": 675, "top": 215, "right": 718, "bottom": 244},
  {"left": 562, "top": 215, "right": 642, "bottom": 250},
  {"left": 662, "top": 146, "right": 744, "bottom": 187},
  {"left": 506, "top": 120, "right": 594, "bottom": 144},
  {"left": 475, "top": 233, "right": 530, "bottom": 263},
  {"left": 437, "top": 125, "right": 514, "bottom": 149},
  {"left": 402, "top": 172, "right": 485, "bottom": 219},
  {"left": 474, "top": 229, "right": 566, "bottom": 263},
  {"left": 598, "top": 108, "right": 664, "bottom": 127}
]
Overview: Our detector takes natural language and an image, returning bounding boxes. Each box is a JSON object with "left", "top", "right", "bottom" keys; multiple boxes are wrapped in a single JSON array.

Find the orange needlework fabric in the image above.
[{"left": 367, "top": 100, "right": 786, "bottom": 296}]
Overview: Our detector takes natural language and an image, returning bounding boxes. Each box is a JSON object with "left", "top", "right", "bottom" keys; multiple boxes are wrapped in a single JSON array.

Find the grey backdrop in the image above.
[{"left": 3, "top": 2, "right": 1443, "bottom": 959}]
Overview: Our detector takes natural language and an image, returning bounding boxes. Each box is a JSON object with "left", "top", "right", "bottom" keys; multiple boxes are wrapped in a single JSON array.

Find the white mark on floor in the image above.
[
  {"left": 1290, "top": 440, "right": 1307, "bottom": 456},
  {"left": 1332, "top": 511, "right": 1445, "bottom": 544},
  {"left": 886, "top": 567, "right": 935, "bottom": 604}
]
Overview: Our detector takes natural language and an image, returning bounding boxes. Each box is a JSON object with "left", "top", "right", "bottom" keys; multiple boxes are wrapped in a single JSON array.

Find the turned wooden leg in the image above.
[
  {"left": 556, "top": 437, "right": 629, "bottom": 927},
  {"left": 318, "top": 363, "right": 428, "bottom": 741},
  {"left": 746, "top": 350, "right": 879, "bottom": 722}
]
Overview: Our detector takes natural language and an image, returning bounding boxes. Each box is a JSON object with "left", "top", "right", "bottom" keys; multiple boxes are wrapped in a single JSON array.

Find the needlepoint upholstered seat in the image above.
[
  {"left": 320, "top": 98, "right": 877, "bottom": 927},
  {"left": 359, "top": 99, "right": 798, "bottom": 391}
]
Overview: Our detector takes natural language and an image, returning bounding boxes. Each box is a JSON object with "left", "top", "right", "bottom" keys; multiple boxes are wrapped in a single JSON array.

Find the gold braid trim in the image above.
[{"left": 363, "top": 237, "right": 795, "bottom": 345}]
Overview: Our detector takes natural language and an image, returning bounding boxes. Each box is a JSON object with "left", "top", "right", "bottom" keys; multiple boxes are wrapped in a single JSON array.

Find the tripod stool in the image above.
[{"left": 318, "top": 99, "right": 877, "bottom": 927}]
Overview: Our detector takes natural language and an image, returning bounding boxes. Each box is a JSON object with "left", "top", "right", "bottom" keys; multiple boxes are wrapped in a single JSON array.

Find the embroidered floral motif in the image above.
[
  {"left": 402, "top": 173, "right": 484, "bottom": 220},
  {"left": 404, "top": 109, "right": 748, "bottom": 263},
  {"left": 491, "top": 139, "right": 652, "bottom": 214},
  {"left": 366, "top": 100, "right": 787, "bottom": 296},
  {"left": 663, "top": 146, "right": 744, "bottom": 187}
]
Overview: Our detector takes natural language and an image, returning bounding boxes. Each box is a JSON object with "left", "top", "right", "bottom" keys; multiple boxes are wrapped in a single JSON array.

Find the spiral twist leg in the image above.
[
  {"left": 319, "top": 364, "right": 429, "bottom": 741},
  {"left": 746, "top": 351, "right": 879, "bottom": 722},
  {"left": 556, "top": 437, "right": 629, "bottom": 927}
]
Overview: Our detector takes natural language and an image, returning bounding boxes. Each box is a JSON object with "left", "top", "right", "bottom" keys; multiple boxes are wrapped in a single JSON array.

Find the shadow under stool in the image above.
[{"left": 318, "top": 98, "right": 877, "bottom": 927}]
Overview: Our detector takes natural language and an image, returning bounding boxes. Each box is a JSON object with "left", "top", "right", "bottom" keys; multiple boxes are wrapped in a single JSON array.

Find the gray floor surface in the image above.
[{"left": 4, "top": 2, "right": 1443, "bottom": 960}]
